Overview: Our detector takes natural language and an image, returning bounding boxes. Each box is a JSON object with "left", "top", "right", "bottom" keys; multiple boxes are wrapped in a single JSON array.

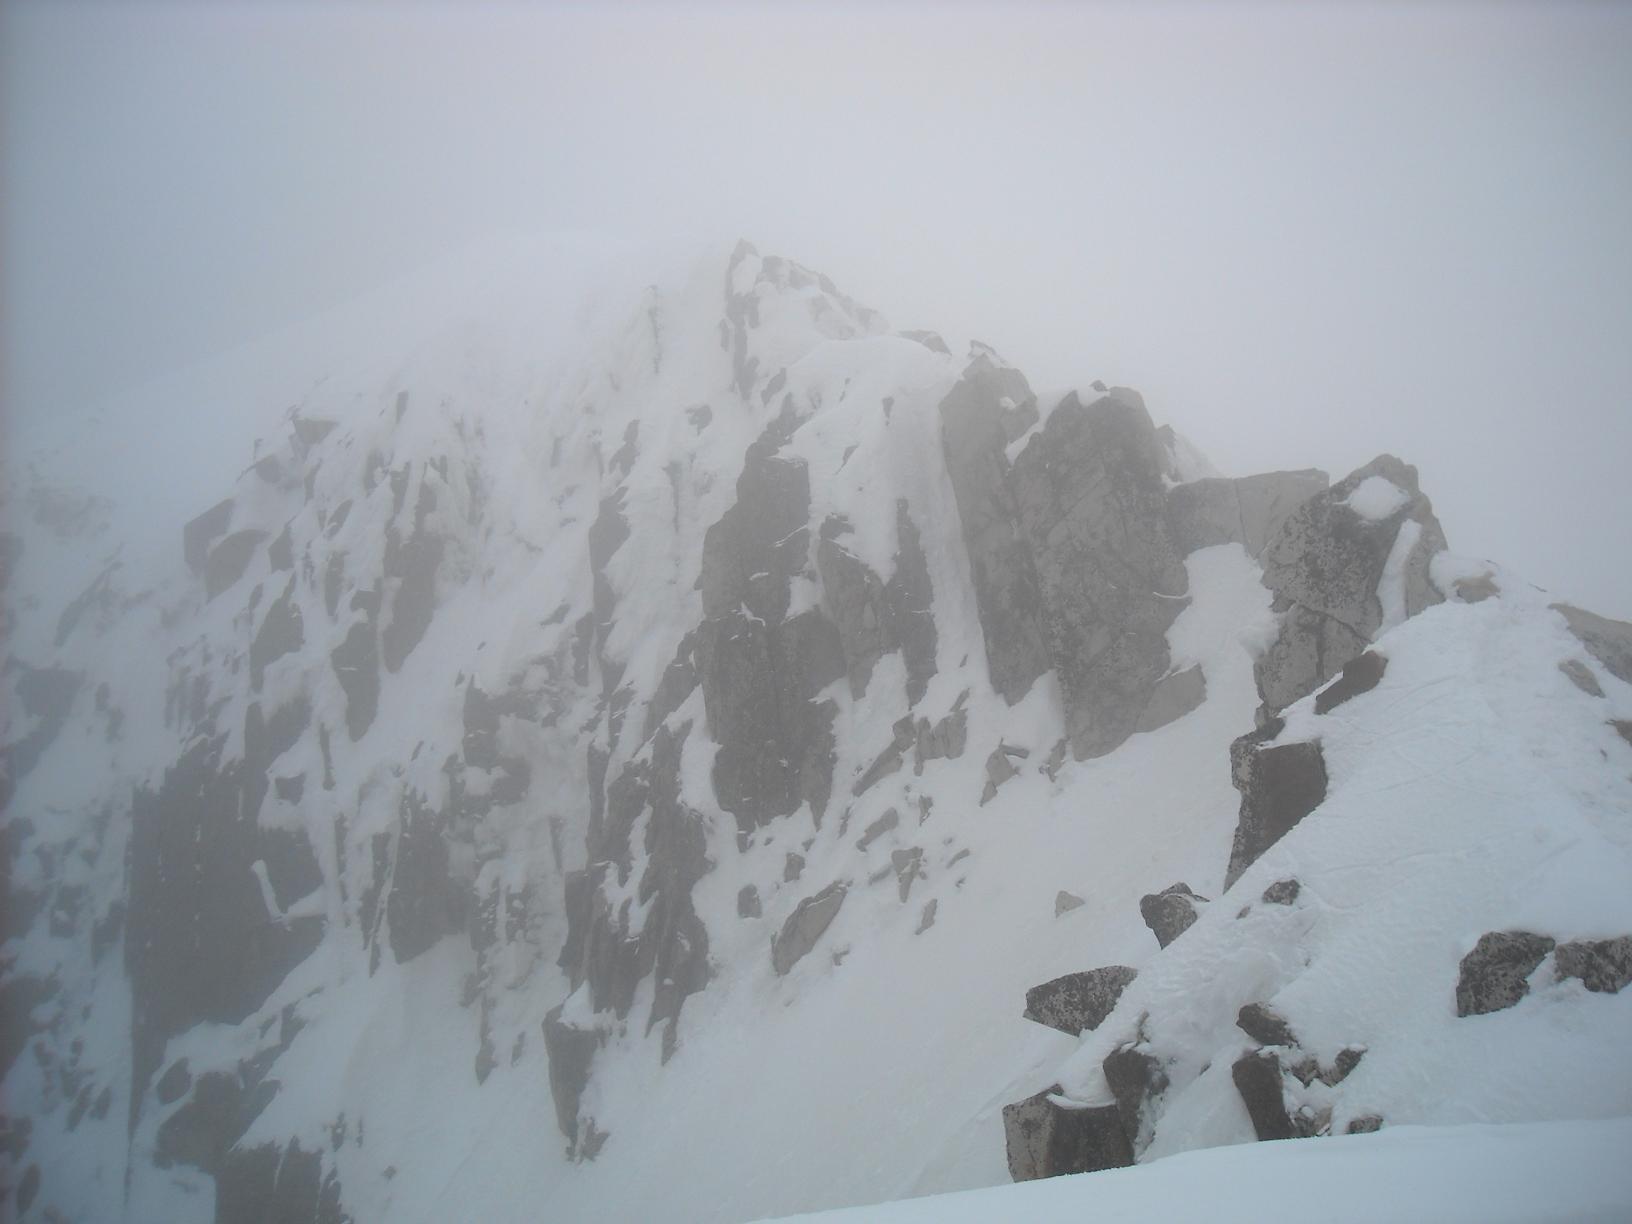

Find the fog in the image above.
[{"left": 4, "top": 0, "right": 1630, "bottom": 617}]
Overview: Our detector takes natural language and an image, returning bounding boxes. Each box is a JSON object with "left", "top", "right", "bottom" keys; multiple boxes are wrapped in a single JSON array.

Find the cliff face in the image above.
[{"left": 3, "top": 241, "right": 1627, "bottom": 1224}]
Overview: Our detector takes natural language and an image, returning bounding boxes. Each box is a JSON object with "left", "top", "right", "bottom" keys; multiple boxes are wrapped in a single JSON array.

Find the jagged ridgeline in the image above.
[{"left": 3, "top": 241, "right": 1630, "bottom": 1224}]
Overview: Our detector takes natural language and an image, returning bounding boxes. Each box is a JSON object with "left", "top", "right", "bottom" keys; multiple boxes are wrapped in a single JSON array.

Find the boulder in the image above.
[
  {"left": 1313, "top": 649, "right": 1387, "bottom": 715},
  {"left": 1054, "top": 890, "right": 1085, "bottom": 916},
  {"left": 772, "top": 882, "right": 848, "bottom": 976},
  {"left": 1102, "top": 1042, "right": 1169, "bottom": 1149},
  {"left": 1455, "top": 931, "right": 1556, "bottom": 1016},
  {"left": 1140, "top": 882, "right": 1207, "bottom": 948},
  {"left": 1022, "top": 966, "right": 1138, "bottom": 1035},
  {"left": 1236, "top": 1002, "right": 1298, "bottom": 1047},
  {"left": 1261, "top": 878, "right": 1301, "bottom": 906},
  {"left": 1225, "top": 723, "right": 1328, "bottom": 889},
  {"left": 1002, "top": 1088, "right": 1132, "bottom": 1181}
]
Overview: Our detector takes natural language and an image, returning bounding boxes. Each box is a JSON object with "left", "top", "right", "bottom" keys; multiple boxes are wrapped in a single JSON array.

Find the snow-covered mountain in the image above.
[{"left": 2, "top": 238, "right": 1629, "bottom": 1224}]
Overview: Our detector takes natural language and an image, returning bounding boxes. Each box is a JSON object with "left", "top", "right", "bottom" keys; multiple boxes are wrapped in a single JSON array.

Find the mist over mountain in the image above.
[{"left": 2, "top": 239, "right": 1629, "bottom": 1223}]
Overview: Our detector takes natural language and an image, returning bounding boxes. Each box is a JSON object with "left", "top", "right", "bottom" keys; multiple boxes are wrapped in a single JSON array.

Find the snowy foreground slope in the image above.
[
  {"left": 759, "top": 1117, "right": 1632, "bottom": 1223},
  {"left": 2, "top": 238, "right": 1629, "bottom": 1223}
]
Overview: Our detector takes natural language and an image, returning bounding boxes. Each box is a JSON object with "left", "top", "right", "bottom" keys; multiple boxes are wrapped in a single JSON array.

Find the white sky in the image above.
[{"left": 4, "top": 0, "right": 1630, "bottom": 617}]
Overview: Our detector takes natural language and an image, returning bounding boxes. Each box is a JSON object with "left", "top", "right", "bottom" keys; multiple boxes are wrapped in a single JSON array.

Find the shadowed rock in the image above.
[
  {"left": 772, "top": 882, "right": 847, "bottom": 975},
  {"left": 1167, "top": 469, "right": 1328, "bottom": 558},
  {"left": 1140, "top": 882, "right": 1206, "bottom": 948},
  {"left": 1237, "top": 1002, "right": 1297, "bottom": 1047},
  {"left": 1261, "top": 878, "right": 1301, "bottom": 905},
  {"left": 1022, "top": 966, "right": 1137, "bottom": 1035},
  {"left": 215, "top": 1138, "right": 346, "bottom": 1224},
  {"left": 1455, "top": 931, "right": 1556, "bottom": 1016},
  {"left": 1314, "top": 649, "right": 1387, "bottom": 714},
  {"left": 1232, "top": 1049, "right": 1299, "bottom": 1141},
  {"left": 1002, "top": 1088, "right": 1132, "bottom": 1181},
  {"left": 1254, "top": 456, "right": 1446, "bottom": 714},
  {"left": 1225, "top": 723, "right": 1328, "bottom": 889},
  {"left": 1102, "top": 1042, "right": 1169, "bottom": 1149}
]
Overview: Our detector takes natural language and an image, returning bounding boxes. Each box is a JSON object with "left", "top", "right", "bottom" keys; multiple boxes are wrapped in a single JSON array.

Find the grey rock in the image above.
[
  {"left": 1054, "top": 890, "right": 1085, "bottom": 916},
  {"left": 543, "top": 1004, "right": 604, "bottom": 1152},
  {"left": 1002, "top": 1088, "right": 1132, "bottom": 1181},
  {"left": 1614, "top": 721, "right": 1632, "bottom": 749},
  {"left": 184, "top": 498, "right": 235, "bottom": 573},
  {"left": 1456, "top": 931, "right": 1556, "bottom": 1016},
  {"left": 1554, "top": 604, "right": 1632, "bottom": 686},
  {"left": 1347, "top": 1114, "right": 1384, "bottom": 1134},
  {"left": 1022, "top": 966, "right": 1137, "bottom": 1036},
  {"left": 1558, "top": 659, "right": 1603, "bottom": 697},
  {"left": 1140, "top": 882, "right": 1207, "bottom": 948},
  {"left": 1102, "top": 1042, "right": 1169, "bottom": 1149},
  {"left": 215, "top": 1138, "right": 346, "bottom": 1224},
  {"left": 1010, "top": 389, "right": 1190, "bottom": 759},
  {"left": 1255, "top": 456, "right": 1446, "bottom": 714},
  {"left": 784, "top": 852, "right": 805, "bottom": 883},
  {"left": 205, "top": 529, "right": 265, "bottom": 600},
  {"left": 980, "top": 744, "right": 1021, "bottom": 805},
  {"left": 1225, "top": 724, "right": 1328, "bottom": 889},
  {"left": 250, "top": 577, "right": 304, "bottom": 691},
  {"left": 737, "top": 885, "right": 761, "bottom": 919},
  {"left": 1554, "top": 936, "right": 1632, "bottom": 994},
  {"left": 772, "top": 882, "right": 847, "bottom": 976},
  {"left": 1167, "top": 469, "right": 1329, "bottom": 558},
  {"left": 1313, "top": 649, "right": 1387, "bottom": 715},
  {"left": 380, "top": 478, "right": 445, "bottom": 673},
  {"left": 938, "top": 357, "right": 1051, "bottom": 703},
  {"left": 915, "top": 899, "right": 938, "bottom": 934},
  {"left": 1236, "top": 1001, "right": 1297, "bottom": 1047},
  {"left": 1232, "top": 1048, "right": 1301, "bottom": 1141},
  {"left": 1134, "top": 664, "right": 1207, "bottom": 734},
  {"left": 856, "top": 808, "right": 899, "bottom": 851},
  {"left": 890, "top": 847, "right": 923, "bottom": 902},
  {"left": 1261, "top": 878, "right": 1301, "bottom": 906}
]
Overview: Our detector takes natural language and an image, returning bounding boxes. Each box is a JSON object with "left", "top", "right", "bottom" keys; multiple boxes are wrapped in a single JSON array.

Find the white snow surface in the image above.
[
  {"left": 1343, "top": 473, "right": 1411, "bottom": 521},
  {"left": 756, "top": 1117, "right": 1632, "bottom": 1223},
  {"left": 4, "top": 236, "right": 1630, "bottom": 1224}
]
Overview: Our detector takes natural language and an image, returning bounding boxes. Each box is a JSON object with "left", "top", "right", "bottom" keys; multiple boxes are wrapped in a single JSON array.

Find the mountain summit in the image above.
[{"left": 3, "top": 241, "right": 1629, "bottom": 1223}]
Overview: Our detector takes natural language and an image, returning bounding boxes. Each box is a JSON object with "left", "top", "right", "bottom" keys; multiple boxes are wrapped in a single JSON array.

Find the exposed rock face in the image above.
[
  {"left": 1261, "top": 878, "right": 1301, "bottom": 906},
  {"left": 1002, "top": 1089, "right": 1132, "bottom": 1181},
  {"left": 1022, "top": 966, "right": 1138, "bottom": 1035},
  {"left": 215, "top": 1139, "right": 348, "bottom": 1224},
  {"left": 1553, "top": 936, "right": 1632, "bottom": 994},
  {"left": 1455, "top": 931, "right": 1556, "bottom": 1016},
  {"left": 1254, "top": 456, "right": 1446, "bottom": 715},
  {"left": 1011, "top": 389, "right": 1191, "bottom": 758},
  {"left": 1313, "top": 649, "right": 1387, "bottom": 715},
  {"left": 771, "top": 882, "right": 848, "bottom": 976},
  {"left": 1231, "top": 1049, "right": 1306, "bottom": 1141},
  {"left": 1225, "top": 723, "right": 1328, "bottom": 889},
  {"left": 1554, "top": 604, "right": 1632, "bottom": 686},
  {"left": 543, "top": 1005, "right": 605, "bottom": 1158},
  {"left": 1167, "top": 469, "right": 1328, "bottom": 558},
  {"left": 697, "top": 408, "right": 845, "bottom": 830},
  {"left": 1101, "top": 1041, "right": 1169, "bottom": 1149},
  {"left": 1140, "top": 883, "right": 1207, "bottom": 948},
  {"left": 938, "top": 357, "right": 1049, "bottom": 704},
  {"left": 939, "top": 368, "right": 1205, "bottom": 759}
]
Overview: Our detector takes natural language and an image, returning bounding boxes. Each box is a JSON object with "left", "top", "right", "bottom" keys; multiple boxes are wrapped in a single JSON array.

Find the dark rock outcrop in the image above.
[
  {"left": 1002, "top": 1088, "right": 1132, "bottom": 1182},
  {"left": 1254, "top": 456, "right": 1445, "bottom": 715},
  {"left": 1313, "top": 649, "right": 1387, "bottom": 715},
  {"left": 1101, "top": 1041, "right": 1169, "bottom": 1149},
  {"left": 215, "top": 1138, "right": 348, "bottom": 1224},
  {"left": 1553, "top": 936, "right": 1632, "bottom": 994},
  {"left": 1140, "top": 882, "right": 1207, "bottom": 948},
  {"left": 1455, "top": 931, "right": 1556, "bottom": 1016},
  {"left": 1261, "top": 878, "right": 1301, "bottom": 905},
  {"left": 543, "top": 1004, "right": 605, "bottom": 1157},
  {"left": 1236, "top": 1001, "right": 1298, "bottom": 1047},
  {"left": 1022, "top": 966, "right": 1138, "bottom": 1036},
  {"left": 1232, "top": 1048, "right": 1305, "bottom": 1141},
  {"left": 771, "top": 882, "right": 847, "bottom": 976},
  {"left": 1225, "top": 723, "right": 1328, "bottom": 889}
]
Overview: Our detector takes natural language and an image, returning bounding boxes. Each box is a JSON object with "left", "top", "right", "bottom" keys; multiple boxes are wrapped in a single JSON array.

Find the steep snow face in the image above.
[{"left": 2, "top": 236, "right": 1624, "bottom": 1224}]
